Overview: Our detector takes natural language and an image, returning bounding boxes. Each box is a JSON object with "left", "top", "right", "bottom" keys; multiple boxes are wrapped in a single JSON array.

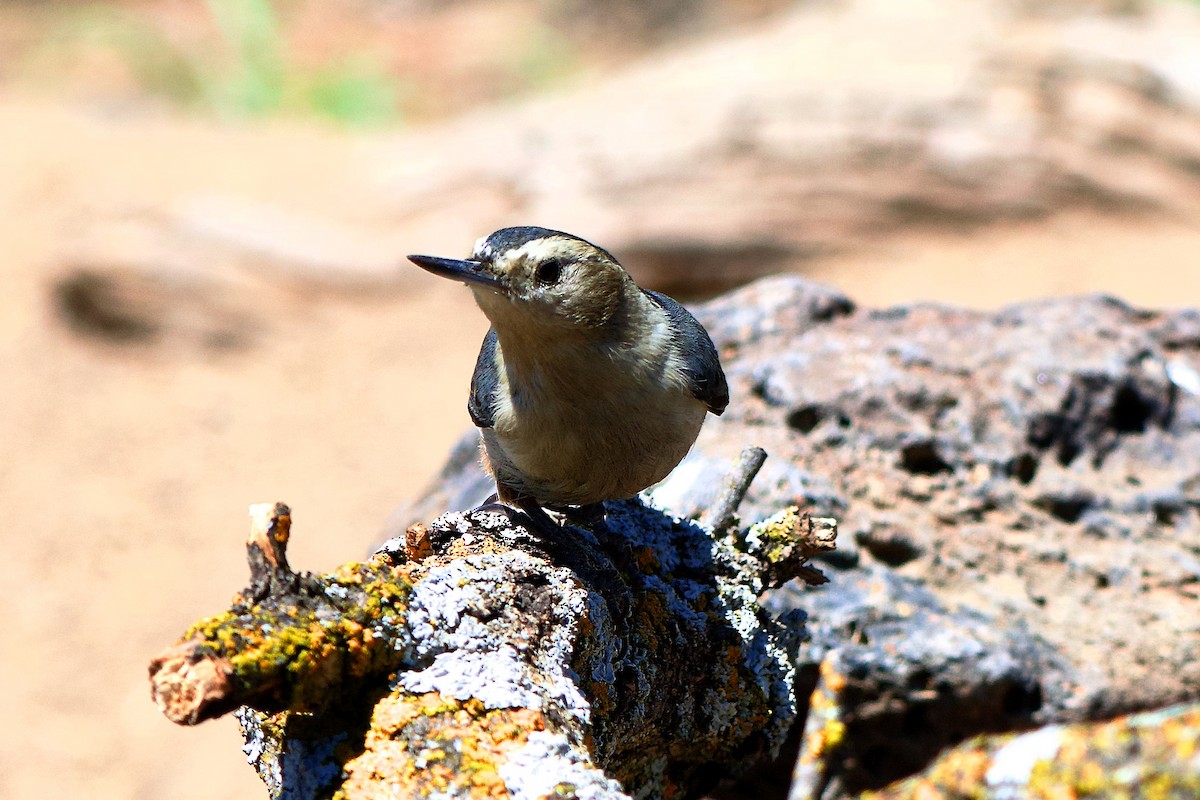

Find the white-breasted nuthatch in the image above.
[{"left": 409, "top": 226, "right": 727, "bottom": 522}]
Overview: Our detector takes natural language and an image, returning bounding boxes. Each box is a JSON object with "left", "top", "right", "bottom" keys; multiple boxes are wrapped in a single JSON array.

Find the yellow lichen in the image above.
[
  {"left": 803, "top": 718, "right": 846, "bottom": 762},
  {"left": 1161, "top": 714, "right": 1198, "bottom": 761},
  {"left": 923, "top": 741, "right": 990, "bottom": 798},
  {"left": 1074, "top": 760, "right": 1106, "bottom": 795},
  {"left": 178, "top": 560, "right": 415, "bottom": 715},
  {"left": 747, "top": 506, "right": 802, "bottom": 563},
  {"left": 911, "top": 779, "right": 945, "bottom": 800},
  {"left": 339, "top": 691, "right": 550, "bottom": 800}
]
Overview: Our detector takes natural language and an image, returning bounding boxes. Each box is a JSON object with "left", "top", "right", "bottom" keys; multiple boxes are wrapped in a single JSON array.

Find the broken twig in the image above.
[{"left": 708, "top": 445, "right": 768, "bottom": 534}]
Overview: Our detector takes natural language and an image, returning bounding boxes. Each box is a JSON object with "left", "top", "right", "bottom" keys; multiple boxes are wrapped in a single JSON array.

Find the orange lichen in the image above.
[
  {"left": 820, "top": 657, "right": 847, "bottom": 694},
  {"left": 867, "top": 705, "right": 1200, "bottom": 799},
  {"left": 633, "top": 546, "right": 660, "bottom": 573},
  {"left": 338, "top": 691, "right": 551, "bottom": 800}
]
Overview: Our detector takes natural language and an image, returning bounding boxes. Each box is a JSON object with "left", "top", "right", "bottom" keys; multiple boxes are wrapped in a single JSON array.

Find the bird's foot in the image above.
[
  {"left": 514, "top": 497, "right": 564, "bottom": 537},
  {"left": 469, "top": 495, "right": 562, "bottom": 536},
  {"left": 549, "top": 502, "right": 606, "bottom": 528},
  {"left": 471, "top": 500, "right": 519, "bottom": 522}
]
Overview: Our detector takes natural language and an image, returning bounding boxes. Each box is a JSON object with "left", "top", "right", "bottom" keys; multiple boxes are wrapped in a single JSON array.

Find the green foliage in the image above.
[
  {"left": 509, "top": 23, "right": 578, "bottom": 93},
  {"left": 302, "top": 58, "right": 404, "bottom": 128},
  {"left": 204, "top": 0, "right": 286, "bottom": 116},
  {"left": 33, "top": 1, "right": 402, "bottom": 127},
  {"left": 28, "top": 5, "right": 206, "bottom": 106}
]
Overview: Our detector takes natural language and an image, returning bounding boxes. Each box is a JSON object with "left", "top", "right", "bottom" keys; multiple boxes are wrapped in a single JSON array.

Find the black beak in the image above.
[{"left": 407, "top": 255, "right": 505, "bottom": 292}]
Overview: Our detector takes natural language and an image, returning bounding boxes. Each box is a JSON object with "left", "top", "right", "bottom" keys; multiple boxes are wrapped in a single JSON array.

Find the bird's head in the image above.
[{"left": 408, "top": 227, "right": 633, "bottom": 332}]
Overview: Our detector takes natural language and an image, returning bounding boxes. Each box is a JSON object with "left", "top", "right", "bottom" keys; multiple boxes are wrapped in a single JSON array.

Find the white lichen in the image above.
[{"left": 499, "top": 731, "right": 632, "bottom": 800}]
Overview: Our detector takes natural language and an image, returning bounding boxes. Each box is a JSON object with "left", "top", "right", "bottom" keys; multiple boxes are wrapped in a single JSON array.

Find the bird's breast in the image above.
[{"left": 483, "top": 341, "right": 707, "bottom": 505}]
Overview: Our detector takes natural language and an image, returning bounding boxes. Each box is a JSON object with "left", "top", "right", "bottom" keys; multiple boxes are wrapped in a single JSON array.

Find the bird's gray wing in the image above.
[
  {"left": 468, "top": 328, "right": 500, "bottom": 428},
  {"left": 643, "top": 290, "right": 729, "bottom": 415}
]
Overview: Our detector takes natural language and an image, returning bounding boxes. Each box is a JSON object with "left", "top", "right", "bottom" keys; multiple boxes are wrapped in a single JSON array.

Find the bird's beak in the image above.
[{"left": 407, "top": 254, "right": 505, "bottom": 292}]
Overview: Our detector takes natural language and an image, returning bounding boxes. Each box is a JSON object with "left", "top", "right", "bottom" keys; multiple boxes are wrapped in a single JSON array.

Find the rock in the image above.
[
  {"left": 863, "top": 703, "right": 1200, "bottom": 800},
  {"left": 768, "top": 567, "right": 1076, "bottom": 797},
  {"left": 692, "top": 278, "right": 1200, "bottom": 710},
  {"left": 51, "top": 264, "right": 258, "bottom": 350}
]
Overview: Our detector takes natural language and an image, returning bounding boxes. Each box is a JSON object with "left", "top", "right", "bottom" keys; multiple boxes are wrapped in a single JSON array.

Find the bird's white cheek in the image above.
[{"left": 489, "top": 391, "right": 517, "bottom": 434}]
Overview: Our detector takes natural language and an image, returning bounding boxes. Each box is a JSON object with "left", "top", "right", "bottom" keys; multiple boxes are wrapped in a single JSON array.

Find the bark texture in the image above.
[{"left": 149, "top": 464, "right": 835, "bottom": 799}]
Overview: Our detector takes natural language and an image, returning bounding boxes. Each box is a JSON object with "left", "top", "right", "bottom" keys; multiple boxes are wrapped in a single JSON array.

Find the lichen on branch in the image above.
[
  {"left": 149, "top": 450, "right": 837, "bottom": 798},
  {"left": 149, "top": 503, "right": 417, "bottom": 725}
]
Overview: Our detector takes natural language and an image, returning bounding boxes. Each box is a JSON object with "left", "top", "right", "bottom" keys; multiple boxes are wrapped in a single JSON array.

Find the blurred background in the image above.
[{"left": 2, "top": 0, "right": 1199, "bottom": 797}]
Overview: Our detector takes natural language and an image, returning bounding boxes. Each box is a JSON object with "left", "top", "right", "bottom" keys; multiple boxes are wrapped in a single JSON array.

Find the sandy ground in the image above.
[
  {"left": 2, "top": 93, "right": 1199, "bottom": 800},
  {"left": 806, "top": 214, "right": 1200, "bottom": 312}
]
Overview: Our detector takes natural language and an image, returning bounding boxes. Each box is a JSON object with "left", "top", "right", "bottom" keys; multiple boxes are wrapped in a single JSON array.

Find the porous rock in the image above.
[{"left": 862, "top": 702, "right": 1200, "bottom": 800}]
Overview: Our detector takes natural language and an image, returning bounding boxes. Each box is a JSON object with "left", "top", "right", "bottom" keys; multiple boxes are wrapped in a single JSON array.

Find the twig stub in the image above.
[
  {"left": 708, "top": 446, "right": 769, "bottom": 535},
  {"left": 745, "top": 508, "right": 838, "bottom": 589},
  {"left": 245, "top": 501, "right": 296, "bottom": 602}
]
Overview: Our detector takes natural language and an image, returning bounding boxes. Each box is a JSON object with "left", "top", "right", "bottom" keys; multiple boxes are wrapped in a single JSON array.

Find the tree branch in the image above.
[
  {"left": 707, "top": 445, "right": 768, "bottom": 535},
  {"left": 149, "top": 456, "right": 838, "bottom": 798}
]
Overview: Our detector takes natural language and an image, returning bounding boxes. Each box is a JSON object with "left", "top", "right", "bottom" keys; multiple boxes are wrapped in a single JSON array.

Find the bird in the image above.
[{"left": 408, "top": 226, "right": 728, "bottom": 527}]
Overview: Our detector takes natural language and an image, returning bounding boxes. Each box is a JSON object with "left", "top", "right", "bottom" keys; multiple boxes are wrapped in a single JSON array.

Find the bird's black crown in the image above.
[{"left": 476, "top": 227, "right": 618, "bottom": 264}]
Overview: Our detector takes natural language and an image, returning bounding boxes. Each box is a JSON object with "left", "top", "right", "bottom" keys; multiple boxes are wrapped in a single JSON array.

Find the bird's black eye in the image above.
[{"left": 535, "top": 258, "right": 564, "bottom": 285}]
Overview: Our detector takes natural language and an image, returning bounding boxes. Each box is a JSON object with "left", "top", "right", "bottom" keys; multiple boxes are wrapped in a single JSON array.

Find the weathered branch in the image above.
[
  {"left": 149, "top": 455, "right": 838, "bottom": 798},
  {"left": 148, "top": 502, "right": 409, "bottom": 725},
  {"left": 742, "top": 506, "right": 836, "bottom": 589},
  {"left": 707, "top": 445, "right": 768, "bottom": 535}
]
